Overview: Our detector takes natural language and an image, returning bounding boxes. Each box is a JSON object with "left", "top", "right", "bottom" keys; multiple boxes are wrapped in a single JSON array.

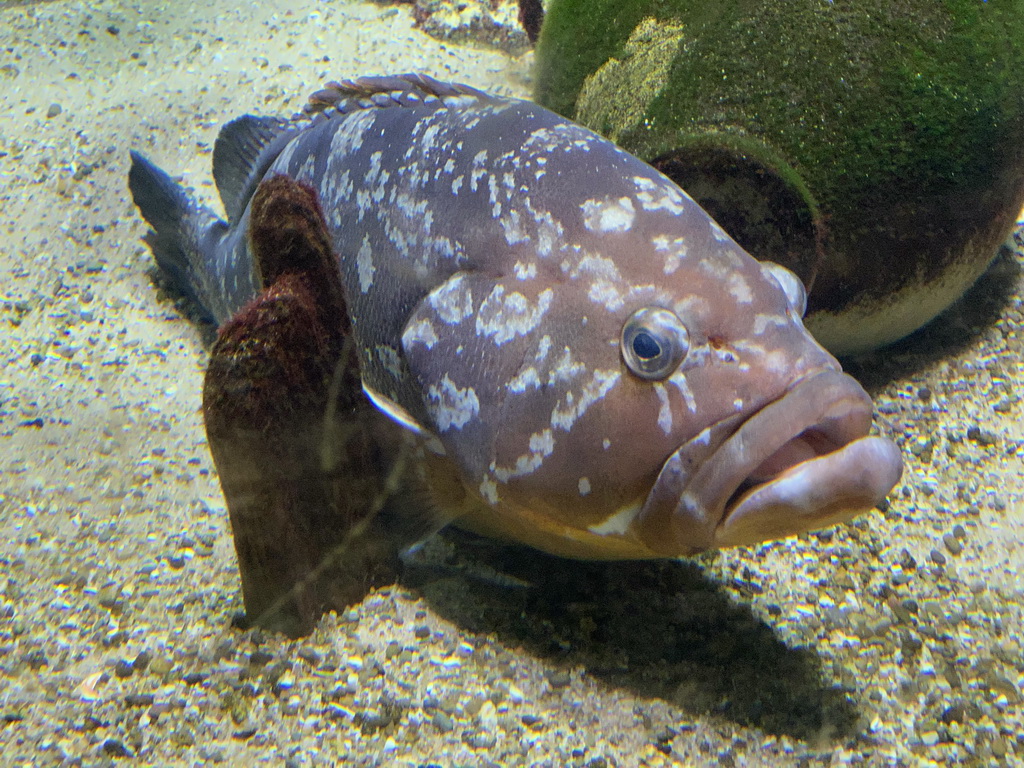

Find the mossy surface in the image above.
[
  {"left": 539, "top": 0, "right": 1024, "bottom": 208},
  {"left": 534, "top": 0, "right": 1024, "bottom": 350}
]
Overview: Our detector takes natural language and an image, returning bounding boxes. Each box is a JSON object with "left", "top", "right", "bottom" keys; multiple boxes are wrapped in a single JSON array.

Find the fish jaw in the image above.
[{"left": 635, "top": 370, "right": 903, "bottom": 555}]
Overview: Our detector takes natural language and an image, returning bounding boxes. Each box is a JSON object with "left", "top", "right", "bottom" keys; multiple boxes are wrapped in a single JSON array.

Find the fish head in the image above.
[{"left": 399, "top": 173, "right": 903, "bottom": 559}]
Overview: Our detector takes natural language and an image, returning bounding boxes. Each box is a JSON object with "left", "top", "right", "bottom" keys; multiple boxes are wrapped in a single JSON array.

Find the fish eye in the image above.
[
  {"left": 621, "top": 307, "right": 690, "bottom": 380},
  {"left": 761, "top": 261, "right": 807, "bottom": 318}
]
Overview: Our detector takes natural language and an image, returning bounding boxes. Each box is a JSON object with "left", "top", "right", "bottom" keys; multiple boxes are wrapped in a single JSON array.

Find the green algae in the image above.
[
  {"left": 575, "top": 17, "right": 686, "bottom": 144},
  {"left": 534, "top": 0, "right": 1024, "bottom": 352}
]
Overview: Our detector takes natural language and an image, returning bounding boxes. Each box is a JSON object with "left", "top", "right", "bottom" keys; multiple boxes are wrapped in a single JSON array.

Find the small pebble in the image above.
[
  {"left": 133, "top": 650, "right": 152, "bottom": 672},
  {"left": 431, "top": 712, "right": 453, "bottom": 733},
  {"left": 249, "top": 650, "right": 273, "bottom": 666},
  {"left": 941, "top": 702, "right": 967, "bottom": 724},
  {"left": 547, "top": 670, "right": 571, "bottom": 689},
  {"left": 101, "top": 739, "right": 130, "bottom": 757},
  {"left": 46, "top": 103, "right": 61, "bottom": 118},
  {"left": 464, "top": 730, "right": 496, "bottom": 749},
  {"left": 943, "top": 533, "right": 963, "bottom": 556}
]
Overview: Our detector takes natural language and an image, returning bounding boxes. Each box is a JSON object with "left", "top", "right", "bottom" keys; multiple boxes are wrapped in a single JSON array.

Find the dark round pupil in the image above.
[{"left": 632, "top": 330, "right": 661, "bottom": 360}]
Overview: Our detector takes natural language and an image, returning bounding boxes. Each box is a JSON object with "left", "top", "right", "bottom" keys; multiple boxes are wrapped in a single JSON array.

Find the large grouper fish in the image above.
[{"left": 128, "top": 73, "right": 903, "bottom": 560}]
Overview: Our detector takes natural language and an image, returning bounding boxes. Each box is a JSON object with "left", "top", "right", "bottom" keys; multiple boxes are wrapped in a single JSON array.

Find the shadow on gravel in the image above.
[{"left": 405, "top": 530, "right": 859, "bottom": 743}]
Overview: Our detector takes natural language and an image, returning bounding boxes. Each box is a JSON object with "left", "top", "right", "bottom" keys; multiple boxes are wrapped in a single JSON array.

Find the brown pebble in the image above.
[
  {"left": 929, "top": 548, "right": 946, "bottom": 566},
  {"left": 943, "top": 533, "right": 963, "bottom": 556},
  {"left": 940, "top": 702, "right": 966, "bottom": 724},
  {"left": 547, "top": 670, "right": 571, "bottom": 688},
  {"left": 101, "top": 739, "right": 131, "bottom": 757}
]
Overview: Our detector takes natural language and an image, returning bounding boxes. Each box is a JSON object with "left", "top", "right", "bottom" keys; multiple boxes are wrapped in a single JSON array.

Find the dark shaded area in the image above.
[
  {"left": 518, "top": 0, "right": 545, "bottom": 43},
  {"left": 842, "top": 242, "right": 1021, "bottom": 392},
  {"left": 405, "top": 529, "right": 860, "bottom": 742},
  {"left": 654, "top": 146, "right": 822, "bottom": 291}
]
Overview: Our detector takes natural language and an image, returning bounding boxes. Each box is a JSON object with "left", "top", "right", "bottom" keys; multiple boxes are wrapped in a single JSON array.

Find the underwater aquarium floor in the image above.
[{"left": 1, "top": 0, "right": 1024, "bottom": 766}]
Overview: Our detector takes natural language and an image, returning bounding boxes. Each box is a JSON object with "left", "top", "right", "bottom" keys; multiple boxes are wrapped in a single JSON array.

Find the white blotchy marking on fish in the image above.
[
  {"left": 669, "top": 371, "right": 698, "bottom": 414},
  {"left": 479, "top": 477, "right": 500, "bottom": 505},
  {"left": 296, "top": 155, "right": 316, "bottom": 183},
  {"left": 581, "top": 196, "right": 636, "bottom": 233},
  {"left": 273, "top": 139, "right": 301, "bottom": 179},
  {"left": 588, "top": 280, "right": 624, "bottom": 311},
  {"left": 733, "top": 397, "right": 744, "bottom": 411},
  {"left": 494, "top": 428, "right": 555, "bottom": 481},
  {"left": 326, "top": 109, "right": 377, "bottom": 166},
  {"left": 536, "top": 335, "right": 552, "bottom": 362},
  {"left": 547, "top": 347, "right": 585, "bottom": 385},
  {"left": 530, "top": 428, "right": 555, "bottom": 456},
  {"left": 681, "top": 491, "right": 707, "bottom": 521},
  {"left": 487, "top": 175, "right": 503, "bottom": 220},
  {"left": 514, "top": 261, "right": 537, "bottom": 280},
  {"left": 469, "top": 150, "right": 488, "bottom": 192},
  {"left": 762, "top": 349, "right": 790, "bottom": 374},
  {"left": 427, "top": 374, "right": 480, "bottom": 431},
  {"left": 375, "top": 345, "right": 403, "bottom": 380},
  {"left": 476, "top": 286, "right": 554, "bottom": 344},
  {"left": 602, "top": 438, "right": 611, "bottom": 450},
  {"left": 430, "top": 273, "right": 474, "bottom": 324},
  {"left": 551, "top": 369, "right": 621, "bottom": 431},
  {"left": 528, "top": 207, "right": 562, "bottom": 258},
  {"left": 578, "top": 477, "right": 591, "bottom": 496},
  {"left": 357, "top": 236, "right": 375, "bottom": 293},
  {"left": 654, "top": 383, "right": 673, "bottom": 435},
  {"left": 402, "top": 317, "right": 439, "bottom": 350},
  {"left": 694, "top": 427, "right": 712, "bottom": 446},
  {"left": 588, "top": 501, "right": 640, "bottom": 535},
  {"left": 728, "top": 273, "right": 752, "bottom": 304},
  {"left": 710, "top": 223, "right": 732, "bottom": 243},
  {"left": 654, "top": 234, "right": 689, "bottom": 275},
  {"left": 451, "top": 175, "right": 464, "bottom": 194},
  {"left": 501, "top": 208, "right": 529, "bottom": 245},
  {"left": 573, "top": 253, "right": 622, "bottom": 280},
  {"left": 674, "top": 294, "right": 712, "bottom": 322},
  {"left": 365, "top": 151, "right": 386, "bottom": 189},
  {"left": 632, "top": 176, "right": 688, "bottom": 215},
  {"left": 753, "top": 313, "right": 788, "bottom": 335},
  {"left": 507, "top": 366, "right": 541, "bottom": 393}
]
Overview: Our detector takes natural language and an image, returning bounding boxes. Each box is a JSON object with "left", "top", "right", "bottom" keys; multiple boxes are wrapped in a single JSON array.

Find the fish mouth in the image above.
[{"left": 636, "top": 369, "right": 904, "bottom": 555}]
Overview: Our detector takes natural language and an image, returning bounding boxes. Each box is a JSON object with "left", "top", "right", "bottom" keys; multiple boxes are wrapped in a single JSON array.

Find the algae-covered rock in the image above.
[{"left": 534, "top": 0, "right": 1024, "bottom": 353}]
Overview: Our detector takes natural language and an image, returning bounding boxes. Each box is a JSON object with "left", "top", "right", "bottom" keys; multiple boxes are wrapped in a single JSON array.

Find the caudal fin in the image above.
[{"left": 128, "top": 150, "right": 227, "bottom": 322}]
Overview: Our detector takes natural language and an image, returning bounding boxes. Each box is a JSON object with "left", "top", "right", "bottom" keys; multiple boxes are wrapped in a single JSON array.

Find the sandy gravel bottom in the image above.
[{"left": 1, "top": 1, "right": 1023, "bottom": 766}]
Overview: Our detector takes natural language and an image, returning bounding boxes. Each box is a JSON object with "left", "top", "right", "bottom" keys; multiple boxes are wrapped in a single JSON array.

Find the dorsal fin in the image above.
[
  {"left": 212, "top": 115, "right": 292, "bottom": 222},
  {"left": 303, "top": 73, "right": 492, "bottom": 117}
]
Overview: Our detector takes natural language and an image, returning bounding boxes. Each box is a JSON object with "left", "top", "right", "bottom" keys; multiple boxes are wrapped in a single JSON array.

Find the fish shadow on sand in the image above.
[{"left": 403, "top": 529, "right": 859, "bottom": 742}]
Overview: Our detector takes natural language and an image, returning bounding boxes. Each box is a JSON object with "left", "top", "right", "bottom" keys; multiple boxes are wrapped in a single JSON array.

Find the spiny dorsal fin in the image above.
[
  {"left": 303, "top": 73, "right": 492, "bottom": 117},
  {"left": 212, "top": 115, "right": 292, "bottom": 222}
]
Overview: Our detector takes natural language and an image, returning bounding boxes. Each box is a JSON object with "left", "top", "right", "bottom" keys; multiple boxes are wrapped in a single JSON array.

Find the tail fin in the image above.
[{"left": 128, "top": 150, "right": 227, "bottom": 323}]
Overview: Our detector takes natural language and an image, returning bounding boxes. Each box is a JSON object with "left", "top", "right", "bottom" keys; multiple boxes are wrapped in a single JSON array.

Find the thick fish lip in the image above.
[{"left": 636, "top": 370, "right": 904, "bottom": 555}]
